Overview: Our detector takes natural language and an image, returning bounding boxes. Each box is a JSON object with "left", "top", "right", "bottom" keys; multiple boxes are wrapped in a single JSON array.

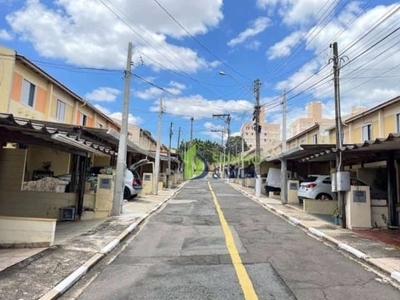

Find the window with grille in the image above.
[
  {"left": 80, "top": 113, "right": 87, "bottom": 126},
  {"left": 21, "top": 79, "right": 36, "bottom": 107},
  {"left": 56, "top": 100, "right": 66, "bottom": 121},
  {"left": 312, "top": 134, "right": 318, "bottom": 144},
  {"left": 396, "top": 113, "right": 400, "bottom": 133},
  {"left": 362, "top": 124, "right": 371, "bottom": 141}
]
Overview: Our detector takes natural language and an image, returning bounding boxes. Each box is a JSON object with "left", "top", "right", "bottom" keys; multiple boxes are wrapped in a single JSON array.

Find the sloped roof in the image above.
[
  {"left": 0, "top": 114, "right": 148, "bottom": 156},
  {"left": 299, "top": 133, "right": 400, "bottom": 163}
]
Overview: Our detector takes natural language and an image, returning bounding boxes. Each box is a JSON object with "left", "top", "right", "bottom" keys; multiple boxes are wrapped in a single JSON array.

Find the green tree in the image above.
[{"left": 225, "top": 136, "right": 249, "bottom": 157}]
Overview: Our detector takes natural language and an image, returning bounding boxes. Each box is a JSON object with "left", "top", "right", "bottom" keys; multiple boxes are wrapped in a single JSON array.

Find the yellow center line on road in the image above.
[{"left": 207, "top": 181, "right": 258, "bottom": 300}]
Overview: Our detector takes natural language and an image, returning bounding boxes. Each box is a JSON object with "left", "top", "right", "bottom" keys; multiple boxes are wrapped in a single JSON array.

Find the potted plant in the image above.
[{"left": 332, "top": 207, "right": 340, "bottom": 225}]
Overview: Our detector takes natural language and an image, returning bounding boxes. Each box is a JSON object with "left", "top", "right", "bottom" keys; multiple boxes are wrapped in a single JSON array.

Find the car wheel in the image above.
[
  {"left": 124, "top": 187, "right": 131, "bottom": 200},
  {"left": 316, "top": 193, "right": 332, "bottom": 200},
  {"left": 131, "top": 194, "right": 137, "bottom": 199}
]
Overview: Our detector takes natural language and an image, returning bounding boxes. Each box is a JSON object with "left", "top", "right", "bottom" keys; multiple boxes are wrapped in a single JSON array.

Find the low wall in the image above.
[
  {"left": 0, "top": 216, "right": 56, "bottom": 248},
  {"left": 245, "top": 178, "right": 255, "bottom": 187},
  {"left": 371, "top": 206, "right": 388, "bottom": 228},
  {"left": 0, "top": 191, "right": 77, "bottom": 220},
  {"left": 303, "top": 199, "right": 338, "bottom": 215}
]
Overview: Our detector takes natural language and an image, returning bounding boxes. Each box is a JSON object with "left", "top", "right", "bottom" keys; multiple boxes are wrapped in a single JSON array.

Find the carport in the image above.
[
  {"left": 267, "top": 136, "right": 400, "bottom": 227},
  {"left": 0, "top": 113, "right": 149, "bottom": 220}
]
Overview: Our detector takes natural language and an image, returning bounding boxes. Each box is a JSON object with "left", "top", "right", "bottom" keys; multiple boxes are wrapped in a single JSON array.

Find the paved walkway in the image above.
[{"left": 0, "top": 179, "right": 399, "bottom": 300}]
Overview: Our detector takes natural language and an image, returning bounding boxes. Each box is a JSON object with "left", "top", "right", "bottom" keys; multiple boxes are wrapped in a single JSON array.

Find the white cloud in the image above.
[
  {"left": 0, "top": 29, "right": 12, "bottom": 40},
  {"left": 245, "top": 40, "right": 261, "bottom": 50},
  {"left": 267, "top": 31, "right": 305, "bottom": 59},
  {"left": 94, "top": 104, "right": 142, "bottom": 125},
  {"left": 5, "top": 0, "right": 222, "bottom": 71},
  {"left": 135, "top": 81, "right": 186, "bottom": 100},
  {"left": 256, "top": 0, "right": 337, "bottom": 26},
  {"left": 150, "top": 95, "right": 254, "bottom": 119},
  {"left": 85, "top": 87, "right": 121, "bottom": 102},
  {"left": 169, "top": 81, "right": 186, "bottom": 90},
  {"left": 267, "top": 2, "right": 400, "bottom": 126},
  {"left": 228, "top": 17, "right": 270, "bottom": 47},
  {"left": 135, "top": 87, "right": 164, "bottom": 100}
]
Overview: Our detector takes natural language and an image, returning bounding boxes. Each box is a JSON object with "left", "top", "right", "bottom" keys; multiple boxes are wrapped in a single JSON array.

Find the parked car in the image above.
[
  {"left": 55, "top": 159, "right": 150, "bottom": 200},
  {"left": 297, "top": 174, "right": 388, "bottom": 203}
]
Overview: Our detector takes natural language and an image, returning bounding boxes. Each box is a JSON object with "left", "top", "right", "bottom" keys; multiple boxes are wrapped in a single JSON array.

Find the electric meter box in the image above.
[{"left": 331, "top": 171, "right": 351, "bottom": 192}]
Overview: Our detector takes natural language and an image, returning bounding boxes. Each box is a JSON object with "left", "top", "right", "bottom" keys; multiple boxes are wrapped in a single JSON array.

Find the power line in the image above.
[{"left": 152, "top": 0, "right": 249, "bottom": 81}]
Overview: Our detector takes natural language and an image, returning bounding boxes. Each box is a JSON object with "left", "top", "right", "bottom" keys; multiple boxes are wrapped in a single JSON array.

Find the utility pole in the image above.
[
  {"left": 154, "top": 98, "right": 163, "bottom": 195},
  {"left": 281, "top": 90, "right": 288, "bottom": 204},
  {"left": 111, "top": 42, "right": 132, "bottom": 216},
  {"left": 212, "top": 114, "right": 231, "bottom": 177},
  {"left": 253, "top": 78, "right": 261, "bottom": 197},
  {"left": 177, "top": 126, "right": 181, "bottom": 182},
  {"left": 177, "top": 126, "right": 181, "bottom": 150},
  {"left": 190, "top": 117, "right": 194, "bottom": 143},
  {"left": 331, "top": 41, "right": 346, "bottom": 228},
  {"left": 241, "top": 132, "right": 245, "bottom": 185},
  {"left": 211, "top": 129, "right": 226, "bottom": 177},
  {"left": 166, "top": 122, "right": 173, "bottom": 188}
]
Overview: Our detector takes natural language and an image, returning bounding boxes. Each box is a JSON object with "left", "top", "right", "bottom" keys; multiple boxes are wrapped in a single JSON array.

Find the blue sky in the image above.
[{"left": 1, "top": 0, "right": 400, "bottom": 147}]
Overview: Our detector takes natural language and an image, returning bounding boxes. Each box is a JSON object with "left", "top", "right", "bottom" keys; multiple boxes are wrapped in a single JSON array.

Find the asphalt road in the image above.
[{"left": 71, "top": 178, "right": 400, "bottom": 300}]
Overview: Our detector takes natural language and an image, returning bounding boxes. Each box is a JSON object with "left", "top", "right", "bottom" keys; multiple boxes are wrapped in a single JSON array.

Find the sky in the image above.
[{"left": 1, "top": 0, "right": 400, "bottom": 147}]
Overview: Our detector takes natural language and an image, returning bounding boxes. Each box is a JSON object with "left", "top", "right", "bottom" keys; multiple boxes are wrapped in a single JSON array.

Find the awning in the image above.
[
  {"left": 105, "top": 128, "right": 149, "bottom": 155},
  {"left": 0, "top": 114, "right": 146, "bottom": 156},
  {"left": 300, "top": 133, "right": 400, "bottom": 163},
  {"left": 266, "top": 144, "right": 337, "bottom": 163},
  {"left": 264, "top": 133, "right": 400, "bottom": 164},
  {"left": 148, "top": 152, "right": 180, "bottom": 163}
]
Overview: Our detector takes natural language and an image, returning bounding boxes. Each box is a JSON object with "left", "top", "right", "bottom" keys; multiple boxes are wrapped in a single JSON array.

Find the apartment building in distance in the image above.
[
  {"left": 240, "top": 106, "right": 281, "bottom": 157},
  {"left": 289, "top": 102, "right": 334, "bottom": 137}
]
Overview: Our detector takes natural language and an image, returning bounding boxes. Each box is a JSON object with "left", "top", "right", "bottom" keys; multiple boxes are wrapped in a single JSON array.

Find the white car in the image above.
[
  {"left": 298, "top": 174, "right": 334, "bottom": 202},
  {"left": 297, "top": 174, "right": 388, "bottom": 203}
]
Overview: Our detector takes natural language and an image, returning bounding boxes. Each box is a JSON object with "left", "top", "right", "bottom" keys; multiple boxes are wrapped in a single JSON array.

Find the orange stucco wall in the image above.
[
  {"left": 11, "top": 72, "right": 22, "bottom": 102},
  {"left": 34, "top": 86, "right": 47, "bottom": 114}
]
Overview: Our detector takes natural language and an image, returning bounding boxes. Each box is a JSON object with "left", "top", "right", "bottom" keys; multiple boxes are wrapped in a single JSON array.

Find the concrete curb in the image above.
[
  {"left": 229, "top": 183, "right": 400, "bottom": 284},
  {"left": 39, "top": 183, "right": 187, "bottom": 300}
]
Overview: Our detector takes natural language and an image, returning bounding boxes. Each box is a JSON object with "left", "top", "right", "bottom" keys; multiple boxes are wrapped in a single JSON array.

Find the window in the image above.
[
  {"left": 56, "top": 100, "right": 66, "bottom": 121},
  {"left": 312, "top": 134, "right": 318, "bottom": 144},
  {"left": 21, "top": 79, "right": 36, "bottom": 107},
  {"left": 396, "top": 113, "right": 400, "bottom": 133},
  {"left": 80, "top": 113, "right": 87, "bottom": 126},
  {"left": 362, "top": 124, "right": 371, "bottom": 141}
]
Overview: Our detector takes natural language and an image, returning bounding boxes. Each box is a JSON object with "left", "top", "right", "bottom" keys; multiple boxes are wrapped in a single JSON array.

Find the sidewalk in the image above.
[
  {"left": 0, "top": 185, "right": 186, "bottom": 300},
  {"left": 227, "top": 181, "right": 400, "bottom": 286},
  {"left": 0, "top": 179, "right": 399, "bottom": 300}
]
